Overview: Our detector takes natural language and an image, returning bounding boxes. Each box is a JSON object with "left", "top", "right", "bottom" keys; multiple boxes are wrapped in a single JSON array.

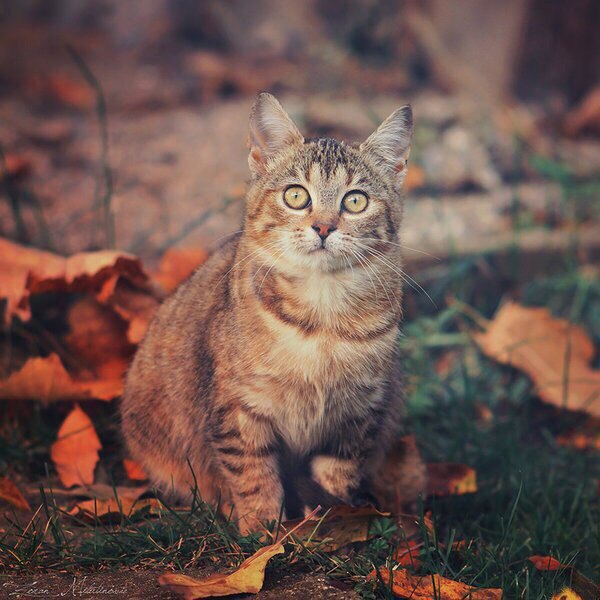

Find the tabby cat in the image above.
[{"left": 121, "top": 93, "right": 425, "bottom": 533}]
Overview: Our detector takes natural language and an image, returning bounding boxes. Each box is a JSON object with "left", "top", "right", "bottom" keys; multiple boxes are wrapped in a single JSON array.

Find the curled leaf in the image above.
[
  {"left": 0, "top": 477, "right": 31, "bottom": 511},
  {"left": 0, "top": 354, "right": 122, "bottom": 403},
  {"left": 426, "top": 463, "right": 477, "bottom": 496},
  {"left": 528, "top": 556, "right": 565, "bottom": 571},
  {"left": 123, "top": 459, "right": 148, "bottom": 481},
  {"left": 370, "top": 568, "right": 502, "bottom": 600},
  {"left": 159, "top": 543, "right": 285, "bottom": 599}
]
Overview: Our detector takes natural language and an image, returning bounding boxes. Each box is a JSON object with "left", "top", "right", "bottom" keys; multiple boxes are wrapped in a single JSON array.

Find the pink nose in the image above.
[{"left": 312, "top": 223, "right": 337, "bottom": 240}]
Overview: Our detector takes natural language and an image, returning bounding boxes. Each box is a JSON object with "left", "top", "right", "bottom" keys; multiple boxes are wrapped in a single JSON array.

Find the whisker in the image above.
[
  {"left": 353, "top": 241, "right": 436, "bottom": 308},
  {"left": 360, "top": 238, "right": 440, "bottom": 260}
]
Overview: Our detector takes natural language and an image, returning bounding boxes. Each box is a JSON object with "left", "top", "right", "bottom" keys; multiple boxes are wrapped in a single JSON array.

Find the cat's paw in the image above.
[{"left": 349, "top": 487, "right": 379, "bottom": 509}]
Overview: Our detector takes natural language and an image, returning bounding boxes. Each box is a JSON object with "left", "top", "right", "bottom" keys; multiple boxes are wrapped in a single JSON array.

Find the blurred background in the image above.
[{"left": 0, "top": 0, "right": 598, "bottom": 270}]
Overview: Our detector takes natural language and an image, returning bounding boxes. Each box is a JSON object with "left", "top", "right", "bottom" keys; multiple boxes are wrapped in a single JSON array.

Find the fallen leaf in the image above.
[
  {"left": 556, "top": 418, "right": 600, "bottom": 451},
  {"left": 404, "top": 165, "right": 426, "bottom": 192},
  {"left": 159, "top": 543, "right": 284, "bottom": 599},
  {"left": 474, "top": 303, "right": 600, "bottom": 417},
  {"left": 99, "top": 278, "right": 160, "bottom": 344},
  {"left": 153, "top": 247, "right": 208, "bottom": 294},
  {"left": 65, "top": 298, "right": 133, "bottom": 380},
  {"left": 0, "top": 238, "right": 149, "bottom": 324},
  {"left": 426, "top": 463, "right": 477, "bottom": 496},
  {"left": 282, "top": 505, "right": 388, "bottom": 552},
  {"left": 0, "top": 477, "right": 31, "bottom": 511},
  {"left": 159, "top": 508, "right": 321, "bottom": 598},
  {"left": 564, "top": 87, "right": 600, "bottom": 136},
  {"left": 370, "top": 568, "right": 502, "bottom": 600},
  {"left": 123, "top": 459, "right": 148, "bottom": 481},
  {"left": 68, "top": 497, "right": 164, "bottom": 524},
  {"left": 46, "top": 73, "right": 94, "bottom": 109},
  {"left": 2, "top": 153, "right": 33, "bottom": 181},
  {"left": 394, "top": 539, "right": 422, "bottom": 569},
  {"left": 50, "top": 406, "right": 102, "bottom": 488},
  {"left": 552, "top": 588, "right": 583, "bottom": 600},
  {"left": 528, "top": 556, "right": 565, "bottom": 571},
  {"left": 0, "top": 354, "right": 122, "bottom": 403}
]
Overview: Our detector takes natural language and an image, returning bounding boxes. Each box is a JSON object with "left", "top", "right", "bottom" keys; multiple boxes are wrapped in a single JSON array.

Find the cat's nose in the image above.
[{"left": 312, "top": 223, "right": 337, "bottom": 241}]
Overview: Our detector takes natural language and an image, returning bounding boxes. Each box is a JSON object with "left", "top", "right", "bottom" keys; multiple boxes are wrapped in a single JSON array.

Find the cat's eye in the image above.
[
  {"left": 342, "top": 191, "right": 368, "bottom": 214},
  {"left": 283, "top": 186, "right": 311, "bottom": 210}
]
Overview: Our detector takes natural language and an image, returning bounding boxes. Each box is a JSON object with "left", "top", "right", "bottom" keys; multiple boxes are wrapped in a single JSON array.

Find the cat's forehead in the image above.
[{"left": 295, "top": 137, "right": 365, "bottom": 183}]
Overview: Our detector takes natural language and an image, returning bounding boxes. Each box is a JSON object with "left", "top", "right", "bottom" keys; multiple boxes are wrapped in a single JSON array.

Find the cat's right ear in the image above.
[{"left": 248, "top": 92, "right": 304, "bottom": 176}]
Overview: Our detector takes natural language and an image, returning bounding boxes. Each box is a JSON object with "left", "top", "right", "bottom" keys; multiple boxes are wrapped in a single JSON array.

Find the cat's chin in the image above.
[{"left": 292, "top": 249, "right": 350, "bottom": 273}]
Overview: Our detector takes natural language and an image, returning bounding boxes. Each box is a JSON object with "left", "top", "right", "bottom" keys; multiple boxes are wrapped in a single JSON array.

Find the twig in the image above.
[{"left": 67, "top": 45, "right": 115, "bottom": 249}]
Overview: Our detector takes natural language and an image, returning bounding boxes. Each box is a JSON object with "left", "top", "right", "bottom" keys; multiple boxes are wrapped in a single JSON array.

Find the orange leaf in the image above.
[
  {"left": 370, "top": 568, "right": 502, "bottom": 600},
  {"left": 551, "top": 589, "right": 582, "bottom": 600},
  {"left": 528, "top": 556, "right": 565, "bottom": 571},
  {"left": 0, "top": 238, "right": 148, "bottom": 324},
  {"left": 50, "top": 406, "right": 102, "bottom": 488},
  {"left": 0, "top": 354, "right": 122, "bottom": 403},
  {"left": 426, "top": 463, "right": 477, "bottom": 496},
  {"left": 68, "top": 497, "right": 163, "bottom": 524},
  {"left": 99, "top": 278, "right": 160, "bottom": 344},
  {"left": 159, "top": 543, "right": 285, "bottom": 599},
  {"left": 0, "top": 477, "right": 31, "bottom": 511},
  {"left": 394, "top": 539, "right": 422, "bottom": 569},
  {"left": 474, "top": 302, "right": 600, "bottom": 417},
  {"left": 404, "top": 165, "right": 426, "bottom": 192},
  {"left": 65, "top": 298, "right": 133, "bottom": 380},
  {"left": 123, "top": 459, "right": 148, "bottom": 481},
  {"left": 153, "top": 248, "right": 208, "bottom": 294}
]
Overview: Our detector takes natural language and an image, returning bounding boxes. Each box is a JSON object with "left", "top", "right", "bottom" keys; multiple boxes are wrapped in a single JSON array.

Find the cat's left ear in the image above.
[
  {"left": 248, "top": 92, "right": 304, "bottom": 176},
  {"left": 360, "top": 105, "right": 413, "bottom": 184}
]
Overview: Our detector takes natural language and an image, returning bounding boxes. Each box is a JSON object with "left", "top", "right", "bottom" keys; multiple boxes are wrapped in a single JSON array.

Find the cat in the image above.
[{"left": 121, "top": 92, "right": 425, "bottom": 534}]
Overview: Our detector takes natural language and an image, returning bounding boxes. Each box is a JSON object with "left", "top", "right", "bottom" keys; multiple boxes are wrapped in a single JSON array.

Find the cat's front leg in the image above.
[{"left": 210, "top": 403, "right": 283, "bottom": 535}]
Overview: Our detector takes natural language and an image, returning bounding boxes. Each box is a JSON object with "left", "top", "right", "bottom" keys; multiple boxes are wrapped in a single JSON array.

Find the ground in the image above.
[{"left": 0, "top": 16, "right": 599, "bottom": 600}]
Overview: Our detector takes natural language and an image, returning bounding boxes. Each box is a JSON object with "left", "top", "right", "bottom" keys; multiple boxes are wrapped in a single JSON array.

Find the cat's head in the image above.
[{"left": 244, "top": 92, "right": 412, "bottom": 273}]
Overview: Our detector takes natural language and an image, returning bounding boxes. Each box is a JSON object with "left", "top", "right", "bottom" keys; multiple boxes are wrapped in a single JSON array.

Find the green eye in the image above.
[
  {"left": 342, "top": 191, "right": 368, "bottom": 213},
  {"left": 283, "top": 186, "right": 311, "bottom": 209}
]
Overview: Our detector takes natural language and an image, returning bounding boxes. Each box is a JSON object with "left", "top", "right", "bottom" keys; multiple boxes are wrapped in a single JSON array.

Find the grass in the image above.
[{"left": 0, "top": 254, "right": 598, "bottom": 598}]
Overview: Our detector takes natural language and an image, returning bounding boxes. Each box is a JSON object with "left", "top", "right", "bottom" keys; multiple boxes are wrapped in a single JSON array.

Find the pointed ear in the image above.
[
  {"left": 248, "top": 92, "right": 304, "bottom": 175},
  {"left": 360, "top": 105, "right": 413, "bottom": 184}
]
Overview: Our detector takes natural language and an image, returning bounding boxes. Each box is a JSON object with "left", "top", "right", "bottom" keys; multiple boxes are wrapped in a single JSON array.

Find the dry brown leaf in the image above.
[
  {"left": 370, "top": 568, "right": 502, "bottom": 600},
  {"left": 153, "top": 247, "right": 208, "bottom": 294},
  {"left": 0, "top": 354, "right": 122, "bottom": 403},
  {"left": 65, "top": 298, "right": 133, "bottom": 381},
  {"left": 393, "top": 539, "right": 422, "bottom": 569},
  {"left": 99, "top": 278, "right": 160, "bottom": 344},
  {"left": 0, "top": 477, "right": 31, "bottom": 511},
  {"left": 159, "top": 543, "right": 285, "bottom": 599},
  {"left": 564, "top": 87, "right": 600, "bottom": 136},
  {"left": 0, "top": 238, "right": 148, "bottom": 324},
  {"left": 50, "top": 406, "right": 102, "bottom": 488},
  {"left": 474, "top": 302, "right": 600, "bottom": 417},
  {"left": 426, "top": 463, "right": 477, "bottom": 496},
  {"left": 528, "top": 556, "right": 565, "bottom": 571},
  {"left": 404, "top": 165, "right": 426, "bottom": 192},
  {"left": 68, "top": 497, "right": 163, "bottom": 524},
  {"left": 282, "top": 505, "right": 387, "bottom": 552},
  {"left": 123, "top": 459, "right": 148, "bottom": 481}
]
